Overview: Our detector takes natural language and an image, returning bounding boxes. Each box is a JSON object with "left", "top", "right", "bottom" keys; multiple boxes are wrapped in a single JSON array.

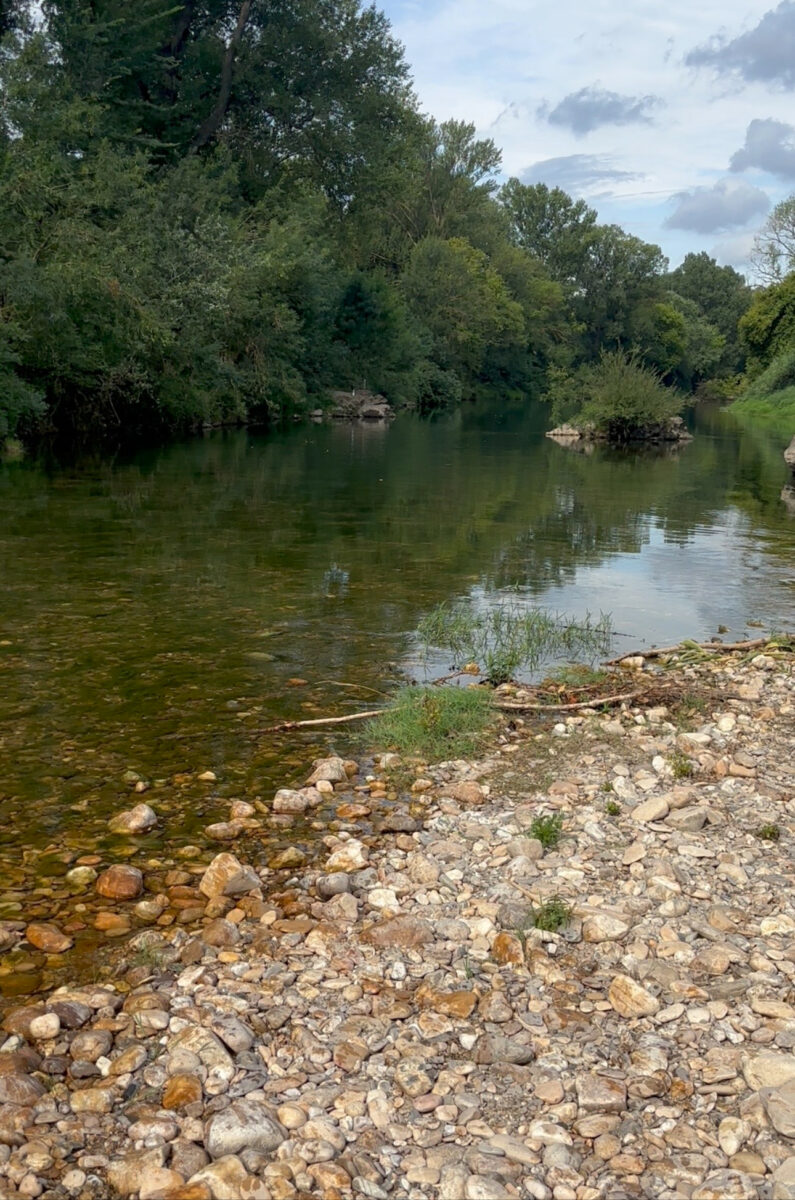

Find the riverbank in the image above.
[{"left": 1, "top": 644, "right": 794, "bottom": 1199}]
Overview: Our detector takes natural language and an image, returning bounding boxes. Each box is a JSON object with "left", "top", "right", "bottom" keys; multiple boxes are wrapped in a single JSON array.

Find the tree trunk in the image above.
[{"left": 190, "top": 0, "right": 252, "bottom": 151}]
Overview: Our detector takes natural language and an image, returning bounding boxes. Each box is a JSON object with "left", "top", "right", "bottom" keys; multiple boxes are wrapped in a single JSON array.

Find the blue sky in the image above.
[{"left": 379, "top": 0, "right": 795, "bottom": 274}]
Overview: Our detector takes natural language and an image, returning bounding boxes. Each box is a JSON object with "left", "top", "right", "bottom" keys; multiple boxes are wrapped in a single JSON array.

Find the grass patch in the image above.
[
  {"left": 418, "top": 601, "right": 612, "bottom": 685},
  {"left": 754, "top": 823, "right": 781, "bottom": 842},
  {"left": 364, "top": 685, "right": 493, "bottom": 762},
  {"left": 669, "top": 750, "right": 694, "bottom": 779},
  {"left": 605, "top": 800, "right": 621, "bottom": 817},
  {"left": 531, "top": 897, "right": 572, "bottom": 932},
  {"left": 529, "top": 812, "right": 564, "bottom": 850}
]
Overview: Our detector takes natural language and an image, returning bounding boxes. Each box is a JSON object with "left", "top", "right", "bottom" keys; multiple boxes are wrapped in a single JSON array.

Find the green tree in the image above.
[
  {"left": 739, "top": 273, "right": 795, "bottom": 376},
  {"left": 751, "top": 196, "right": 795, "bottom": 284},
  {"left": 668, "top": 251, "right": 751, "bottom": 373}
]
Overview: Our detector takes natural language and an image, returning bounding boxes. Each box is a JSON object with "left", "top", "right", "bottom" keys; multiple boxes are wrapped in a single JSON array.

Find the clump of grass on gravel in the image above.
[
  {"left": 669, "top": 750, "right": 694, "bottom": 779},
  {"left": 755, "top": 823, "right": 781, "bottom": 842},
  {"left": 531, "top": 897, "right": 572, "bottom": 932},
  {"left": 365, "top": 685, "right": 493, "bottom": 762},
  {"left": 529, "top": 812, "right": 564, "bottom": 850}
]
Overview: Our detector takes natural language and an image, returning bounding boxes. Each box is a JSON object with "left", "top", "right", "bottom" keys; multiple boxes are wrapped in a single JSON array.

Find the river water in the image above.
[{"left": 0, "top": 400, "right": 793, "bottom": 995}]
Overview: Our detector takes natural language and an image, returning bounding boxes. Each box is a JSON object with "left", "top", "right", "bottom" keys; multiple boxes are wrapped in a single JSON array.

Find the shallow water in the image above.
[{"left": 0, "top": 400, "right": 793, "bottom": 994}]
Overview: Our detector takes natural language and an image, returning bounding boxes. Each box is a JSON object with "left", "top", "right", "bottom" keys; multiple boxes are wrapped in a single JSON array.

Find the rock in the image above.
[
  {"left": 268, "top": 846, "right": 305, "bottom": 870},
  {"left": 665, "top": 806, "right": 709, "bottom": 831},
  {"left": 360, "top": 914, "right": 434, "bottom": 948},
  {"left": 575, "top": 1073, "right": 627, "bottom": 1113},
  {"left": 25, "top": 923, "right": 73, "bottom": 954},
  {"left": 491, "top": 931, "right": 525, "bottom": 964},
  {"left": 608, "top": 974, "right": 659, "bottom": 1017},
  {"left": 325, "top": 839, "right": 368, "bottom": 872},
  {"left": 202, "top": 919, "right": 240, "bottom": 948},
  {"left": 443, "top": 781, "right": 487, "bottom": 806},
  {"left": 306, "top": 756, "right": 348, "bottom": 785},
  {"left": 189, "top": 1155, "right": 252, "bottom": 1199},
  {"left": 204, "top": 1098, "right": 287, "bottom": 1158},
  {"left": 394, "top": 1059, "right": 433, "bottom": 1097},
  {"left": 28, "top": 1013, "right": 60, "bottom": 1040},
  {"left": 199, "top": 853, "right": 259, "bottom": 900},
  {"left": 417, "top": 984, "right": 477, "bottom": 1019},
  {"left": 0, "top": 1074, "right": 45, "bottom": 1105},
  {"left": 742, "top": 1052, "right": 795, "bottom": 1090},
  {"left": 762, "top": 1080, "right": 795, "bottom": 1137},
  {"left": 581, "top": 911, "right": 630, "bottom": 943},
  {"left": 108, "top": 1149, "right": 168, "bottom": 1197},
  {"left": 631, "top": 796, "right": 670, "bottom": 823},
  {"left": 785, "top": 435, "right": 795, "bottom": 472},
  {"left": 317, "top": 872, "right": 350, "bottom": 898},
  {"left": 140, "top": 1169, "right": 185, "bottom": 1199},
  {"left": 204, "top": 821, "right": 243, "bottom": 841},
  {"left": 95, "top": 864, "right": 143, "bottom": 901},
  {"left": 272, "top": 788, "right": 310, "bottom": 814},
  {"left": 163, "top": 1074, "right": 203, "bottom": 1110},
  {"left": 108, "top": 803, "right": 157, "bottom": 835},
  {"left": 772, "top": 1157, "right": 795, "bottom": 1200},
  {"left": 691, "top": 1171, "right": 758, "bottom": 1200},
  {"left": 718, "top": 1117, "right": 750, "bottom": 1157},
  {"left": 474, "top": 1034, "right": 534, "bottom": 1065}
]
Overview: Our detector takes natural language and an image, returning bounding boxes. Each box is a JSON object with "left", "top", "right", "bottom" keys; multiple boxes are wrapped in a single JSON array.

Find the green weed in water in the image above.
[
  {"left": 364, "top": 685, "right": 493, "bottom": 762},
  {"left": 418, "top": 601, "right": 612, "bottom": 684}
]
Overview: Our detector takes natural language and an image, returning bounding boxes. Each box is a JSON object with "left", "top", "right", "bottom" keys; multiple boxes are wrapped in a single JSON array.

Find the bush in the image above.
[
  {"left": 529, "top": 813, "right": 564, "bottom": 849},
  {"left": 548, "top": 350, "right": 683, "bottom": 442},
  {"left": 418, "top": 600, "right": 612, "bottom": 685},
  {"left": 364, "top": 685, "right": 493, "bottom": 761}
]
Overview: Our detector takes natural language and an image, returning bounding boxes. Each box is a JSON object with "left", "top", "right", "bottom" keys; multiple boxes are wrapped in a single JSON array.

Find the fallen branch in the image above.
[
  {"left": 603, "top": 636, "right": 792, "bottom": 666},
  {"left": 257, "top": 708, "right": 384, "bottom": 734},
  {"left": 495, "top": 688, "right": 664, "bottom": 713}
]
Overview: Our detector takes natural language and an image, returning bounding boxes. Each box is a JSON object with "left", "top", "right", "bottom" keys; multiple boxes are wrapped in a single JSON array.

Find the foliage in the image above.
[
  {"left": 605, "top": 800, "right": 621, "bottom": 816},
  {"left": 418, "top": 600, "right": 612, "bottom": 684},
  {"left": 738, "top": 274, "right": 795, "bottom": 376},
  {"left": 529, "top": 813, "right": 564, "bottom": 850},
  {"left": 531, "top": 896, "right": 572, "bottom": 932},
  {"left": 751, "top": 197, "right": 795, "bottom": 284},
  {"left": 668, "top": 252, "right": 752, "bottom": 373},
  {"left": 754, "top": 823, "right": 781, "bottom": 842},
  {"left": 548, "top": 350, "right": 684, "bottom": 442},
  {"left": 669, "top": 751, "right": 694, "bottom": 779},
  {"left": 363, "top": 685, "right": 493, "bottom": 762}
]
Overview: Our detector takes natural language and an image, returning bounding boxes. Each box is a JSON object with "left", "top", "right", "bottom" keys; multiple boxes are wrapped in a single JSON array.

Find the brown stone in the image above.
[
  {"left": 492, "top": 931, "right": 525, "bottom": 965},
  {"left": 199, "top": 854, "right": 259, "bottom": 900},
  {"left": 608, "top": 974, "right": 659, "bottom": 1018},
  {"left": 94, "top": 911, "right": 131, "bottom": 935},
  {"left": 0, "top": 1074, "right": 45, "bottom": 1105},
  {"left": 417, "top": 983, "right": 478, "bottom": 1019},
  {"left": 25, "top": 923, "right": 73, "bottom": 954},
  {"left": 95, "top": 865, "right": 143, "bottom": 901},
  {"left": 360, "top": 915, "right": 435, "bottom": 949},
  {"left": 443, "top": 781, "right": 486, "bottom": 806},
  {"left": 162, "top": 1074, "right": 203, "bottom": 1111}
]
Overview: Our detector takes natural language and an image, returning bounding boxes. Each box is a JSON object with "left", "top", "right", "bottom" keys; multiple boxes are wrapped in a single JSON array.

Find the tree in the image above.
[
  {"left": 668, "top": 251, "right": 752, "bottom": 373},
  {"left": 739, "top": 273, "right": 795, "bottom": 375},
  {"left": 499, "top": 179, "right": 597, "bottom": 285},
  {"left": 401, "top": 237, "right": 524, "bottom": 379},
  {"left": 751, "top": 197, "right": 795, "bottom": 284}
]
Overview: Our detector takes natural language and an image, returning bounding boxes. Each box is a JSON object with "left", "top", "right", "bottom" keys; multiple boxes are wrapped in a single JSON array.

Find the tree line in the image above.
[{"left": 0, "top": 0, "right": 790, "bottom": 446}]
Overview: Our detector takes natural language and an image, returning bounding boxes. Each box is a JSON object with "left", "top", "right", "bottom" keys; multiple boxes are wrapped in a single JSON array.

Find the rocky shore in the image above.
[{"left": 1, "top": 647, "right": 794, "bottom": 1200}]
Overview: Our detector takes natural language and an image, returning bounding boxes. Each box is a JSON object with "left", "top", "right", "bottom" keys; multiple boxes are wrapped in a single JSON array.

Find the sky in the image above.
[{"left": 378, "top": 0, "right": 795, "bottom": 274}]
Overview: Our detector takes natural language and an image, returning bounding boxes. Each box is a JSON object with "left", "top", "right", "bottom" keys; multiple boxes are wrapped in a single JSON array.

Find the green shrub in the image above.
[
  {"left": 755, "top": 823, "right": 781, "bottom": 842},
  {"left": 669, "top": 751, "right": 694, "bottom": 779},
  {"left": 364, "top": 685, "right": 493, "bottom": 761},
  {"left": 605, "top": 800, "right": 621, "bottom": 816},
  {"left": 531, "top": 896, "right": 572, "bottom": 932},
  {"left": 418, "top": 601, "right": 612, "bottom": 685},
  {"left": 529, "top": 812, "right": 564, "bottom": 849},
  {"left": 549, "top": 350, "right": 683, "bottom": 442}
]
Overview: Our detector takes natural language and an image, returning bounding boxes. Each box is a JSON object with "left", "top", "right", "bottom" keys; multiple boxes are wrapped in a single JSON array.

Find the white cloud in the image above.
[
  {"left": 665, "top": 179, "right": 771, "bottom": 233},
  {"left": 380, "top": 0, "right": 795, "bottom": 267}
]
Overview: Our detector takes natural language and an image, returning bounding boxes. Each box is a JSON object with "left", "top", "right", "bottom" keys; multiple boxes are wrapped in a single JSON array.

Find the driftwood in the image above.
[
  {"left": 604, "top": 636, "right": 792, "bottom": 666},
  {"left": 257, "top": 709, "right": 383, "bottom": 734},
  {"left": 495, "top": 688, "right": 659, "bottom": 713}
]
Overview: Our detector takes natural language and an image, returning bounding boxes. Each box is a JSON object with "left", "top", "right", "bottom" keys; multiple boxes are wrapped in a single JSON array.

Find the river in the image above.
[{"left": 0, "top": 400, "right": 793, "bottom": 996}]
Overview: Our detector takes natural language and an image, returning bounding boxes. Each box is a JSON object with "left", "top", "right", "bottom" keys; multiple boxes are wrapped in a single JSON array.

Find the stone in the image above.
[
  {"left": 491, "top": 931, "right": 524, "bottom": 964},
  {"left": 205, "top": 821, "right": 243, "bottom": 841},
  {"left": 691, "top": 1171, "right": 758, "bottom": 1200},
  {"left": 306, "top": 756, "right": 348, "bottom": 785},
  {"left": 0, "top": 1074, "right": 45, "bottom": 1105},
  {"left": 202, "top": 919, "right": 240, "bottom": 948},
  {"left": 762, "top": 1079, "right": 795, "bottom": 1137},
  {"left": 608, "top": 974, "right": 659, "bottom": 1017},
  {"left": 394, "top": 1059, "right": 433, "bottom": 1098},
  {"left": 108, "top": 803, "right": 157, "bottom": 835},
  {"left": 575, "top": 1073, "right": 627, "bottom": 1113},
  {"left": 163, "top": 1074, "right": 203, "bottom": 1110},
  {"left": 108, "top": 1149, "right": 168, "bottom": 1197},
  {"left": 772, "top": 1158, "right": 795, "bottom": 1200},
  {"left": 474, "top": 1034, "right": 534, "bottom": 1065},
  {"left": 325, "top": 839, "right": 369, "bottom": 872},
  {"left": 69, "top": 1029, "right": 115, "bottom": 1064},
  {"left": 417, "top": 984, "right": 477, "bottom": 1019},
  {"left": 204, "top": 1099, "right": 287, "bottom": 1159},
  {"left": 272, "top": 788, "right": 310, "bottom": 814},
  {"left": 443, "top": 781, "right": 487, "bottom": 806},
  {"left": 742, "top": 1052, "right": 795, "bottom": 1091},
  {"left": 718, "top": 1117, "right": 750, "bottom": 1158},
  {"left": 581, "top": 911, "right": 630, "bottom": 943},
  {"left": 95, "top": 864, "right": 143, "bottom": 900},
  {"left": 199, "top": 854, "right": 260, "bottom": 900},
  {"left": 190, "top": 1156, "right": 252, "bottom": 1199},
  {"left": 139, "top": 1169, "right": 185, "bottom": 1199},
  {"left": 360, "top": 914, "right": 434, "bottom": 948},
  {"left": 631, "top": 796, "right": 670, "bottom": 823},
  {"left": 28, "top": 1013, "right": 60, "bottom": 1040},
  {"left": 25, "top": 923, "right": 73, "bottom": 954}
]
